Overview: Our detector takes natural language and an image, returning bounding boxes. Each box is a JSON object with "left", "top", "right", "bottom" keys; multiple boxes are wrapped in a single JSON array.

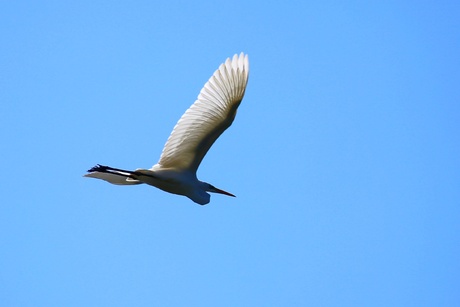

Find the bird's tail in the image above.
[{"left": 84, "top": 164, "right": 141, "bottom": 185}]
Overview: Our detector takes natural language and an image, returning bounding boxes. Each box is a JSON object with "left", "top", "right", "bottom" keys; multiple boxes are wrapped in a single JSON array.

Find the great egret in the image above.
[{"left": 85, "top": 53, "right": 249, "bottom": 205}]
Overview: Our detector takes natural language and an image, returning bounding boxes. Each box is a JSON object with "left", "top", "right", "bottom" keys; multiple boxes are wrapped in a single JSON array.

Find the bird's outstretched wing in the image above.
[{"left": 156, "top": 53, "right": 249, "bottom": 172}]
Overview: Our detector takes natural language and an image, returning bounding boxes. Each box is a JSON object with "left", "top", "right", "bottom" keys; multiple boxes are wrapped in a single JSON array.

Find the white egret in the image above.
[{"left": 85, "top": 53, "right": 249, "bottom": 205}]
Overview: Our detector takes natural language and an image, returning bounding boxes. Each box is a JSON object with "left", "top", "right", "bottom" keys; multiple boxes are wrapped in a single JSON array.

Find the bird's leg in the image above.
[
  {"left": 87, "top": 164, "right": 137, "bottom": 179},
  {"left": 87, "top": 164, "right": 160, "bottom": 181}
]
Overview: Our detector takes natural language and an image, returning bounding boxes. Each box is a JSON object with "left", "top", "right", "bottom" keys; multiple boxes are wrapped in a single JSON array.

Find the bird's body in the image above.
[{"left": 85, "top": 53, "right": 249, "bottom": 205}]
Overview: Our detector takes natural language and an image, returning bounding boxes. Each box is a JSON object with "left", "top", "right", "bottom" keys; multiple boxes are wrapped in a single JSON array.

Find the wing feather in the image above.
[{"left": 156, "top": 53, "right": 249, "bottom": 172}]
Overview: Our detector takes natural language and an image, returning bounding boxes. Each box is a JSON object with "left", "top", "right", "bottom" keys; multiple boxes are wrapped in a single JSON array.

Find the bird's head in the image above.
[{"left": 189, "top": 181, "right": 236, "bottom": 205}]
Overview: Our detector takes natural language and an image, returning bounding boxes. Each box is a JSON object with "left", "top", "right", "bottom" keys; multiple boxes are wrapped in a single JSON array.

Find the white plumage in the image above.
[{"left": 85, "top": 53, "right": 249, "bottom": 205}]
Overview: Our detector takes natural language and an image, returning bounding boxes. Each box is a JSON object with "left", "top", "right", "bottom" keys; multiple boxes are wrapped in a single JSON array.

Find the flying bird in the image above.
[{"left": 85, "top": 53, "right": 249, "bottom": 205}]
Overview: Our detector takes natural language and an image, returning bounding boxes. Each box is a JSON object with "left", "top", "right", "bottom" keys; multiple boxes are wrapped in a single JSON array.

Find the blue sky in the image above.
[{"left": 1, "top": 1, "right": 459, "bottom": 306}]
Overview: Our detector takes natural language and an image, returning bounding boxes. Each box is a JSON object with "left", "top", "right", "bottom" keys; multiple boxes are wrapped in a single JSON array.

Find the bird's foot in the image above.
[{"left": 87, "top": 164, "right": 108, "bottom": 173}]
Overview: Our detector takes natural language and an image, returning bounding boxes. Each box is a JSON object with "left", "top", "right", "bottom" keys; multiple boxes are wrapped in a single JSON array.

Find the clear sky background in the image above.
[{"left": 1, "top": 1, "right": 459, "bottom": 306}]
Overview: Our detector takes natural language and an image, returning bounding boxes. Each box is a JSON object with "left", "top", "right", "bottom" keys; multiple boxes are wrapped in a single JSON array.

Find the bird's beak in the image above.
[{"left": 210, "top": 186, "right": 236, "bottom": 197}]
